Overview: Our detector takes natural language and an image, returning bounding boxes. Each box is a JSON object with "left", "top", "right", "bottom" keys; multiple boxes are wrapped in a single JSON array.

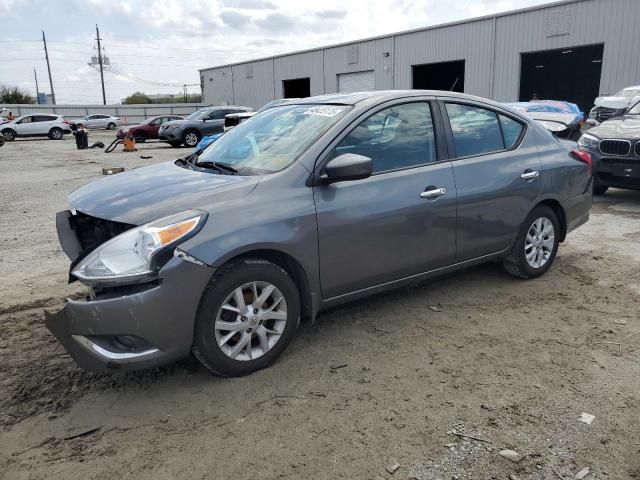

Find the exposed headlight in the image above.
[
  {"left": 578, "top": 133, "right": 600, "bottom": 149},
  {"left": 72, "top": 210, "right": 207, "bottom": 285}
]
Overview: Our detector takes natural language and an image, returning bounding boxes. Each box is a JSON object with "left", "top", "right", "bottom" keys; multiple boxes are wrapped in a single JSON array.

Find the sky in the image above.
[{"left": 1, "top": 0, "right": 560, "bottom": 104}]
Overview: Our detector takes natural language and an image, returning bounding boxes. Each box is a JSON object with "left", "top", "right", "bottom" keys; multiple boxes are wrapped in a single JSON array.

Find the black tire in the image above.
[
  {"left": 48, "top": 127, "right": 63, "bottom": 140},
  {"left": 192, "top": 259, "right": 300, "bottom": 377},
  {"left": 2, "top": 129, "right": 16, "bottom": 141},
  {"left": 593, "top": 178, "right": 609, "bottom": 195},
  {"left": 133, "top": 131, "right": 147, "bottom": 143},
  {"left": 503, "top": 205, "right": 560, "bottom": 279},
  {"left": 107, "top": 122, "right": 116, "bottom": 130},
  {"left": 169, "top": 141, "right": 182, "bottom": 148},
  {"left": 182, "top": 129, "right": 200, "bottom": 148}
]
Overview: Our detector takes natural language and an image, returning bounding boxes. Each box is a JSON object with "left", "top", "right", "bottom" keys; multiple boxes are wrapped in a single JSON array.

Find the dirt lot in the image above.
[{"left": 1, "top": 131, "right": 639, "bottom": 480}]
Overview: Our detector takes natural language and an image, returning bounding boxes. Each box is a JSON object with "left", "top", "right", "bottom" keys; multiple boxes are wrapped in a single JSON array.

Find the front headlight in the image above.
[
  {"left": 72, "top": 210, "right": 207, "bottom": 285},
  {"left": 578, "top": 133, "right": 600, "bottom": 149}
]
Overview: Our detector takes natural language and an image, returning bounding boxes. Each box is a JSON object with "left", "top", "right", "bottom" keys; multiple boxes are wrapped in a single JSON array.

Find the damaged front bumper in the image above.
[{"left": 47, "top": 210, "right": 215, "bottom": 372}]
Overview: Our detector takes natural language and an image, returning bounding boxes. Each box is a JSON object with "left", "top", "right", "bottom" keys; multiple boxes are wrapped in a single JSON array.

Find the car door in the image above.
[
  {"left": 440, "top": 99, "right": 541, "bottom": 261},
  {"left": 31, "top": 115, "right": 52, "bottom": 134},
  {"left": 202, "top": 109, "right": 226, "bottom": 135},
  {"left": 13, "top": 116, "right": 34, "bottom": 135},
  {"left": 314, "top": 100, "right": 457, "bottom": 299}
]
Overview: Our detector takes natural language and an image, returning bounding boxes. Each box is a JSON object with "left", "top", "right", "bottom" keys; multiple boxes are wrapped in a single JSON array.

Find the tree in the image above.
[
  {"left": 123, "top": 91, "right": 152, "bottom": 104},
  {"left": 0, "top": 86, "right": 35, "bottom": 104}
]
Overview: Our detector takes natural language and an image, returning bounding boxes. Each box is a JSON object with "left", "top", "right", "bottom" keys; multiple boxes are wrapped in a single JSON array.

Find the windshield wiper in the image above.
[{"left": 195, "top": 161, "right": 238, "bottom": 175}]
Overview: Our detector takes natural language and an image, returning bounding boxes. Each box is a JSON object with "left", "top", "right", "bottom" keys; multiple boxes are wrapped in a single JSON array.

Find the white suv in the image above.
[{"left": 1, "top": 114, "right": 71, "bottom": 141}]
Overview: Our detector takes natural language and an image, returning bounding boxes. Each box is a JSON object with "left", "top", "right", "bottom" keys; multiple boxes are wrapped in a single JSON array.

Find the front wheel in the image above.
[
  {"left": 193, "top": 259, "right": 300, "bottom": 377},
  {"left": 182, "top": 129, "right": 200, "bottom": 148},
  {"left": 133, "top": 132, "right": 147, "bottom": 143},
  {"left": 503, "top": 205, "right": 560, "bottom": 279},
  {"left": 48, "top": 127, "right": 63, "bottom": 140},
  {"left": 2, "top": 129, "right": 16, "bottom": 141},
  {"left": 593, "top": 178, "right": 609, "bottom": 195}
]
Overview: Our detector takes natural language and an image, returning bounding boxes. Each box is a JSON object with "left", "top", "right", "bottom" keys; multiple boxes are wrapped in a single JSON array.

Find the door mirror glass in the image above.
[{"left": 322, "top": 153, "right": 372, "bottom": 183}]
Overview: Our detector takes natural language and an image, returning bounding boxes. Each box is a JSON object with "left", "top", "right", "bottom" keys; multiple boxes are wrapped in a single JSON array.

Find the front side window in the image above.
[
  {"left": 332, "top": 102, "right": 437, "bottom": 173},
  {"left": 18, "top": 116, "right": 32, "bottom": 124},
  {"left": 197, "top": 104, "right": 351, "bottom": 174},
  {"left": 445, "top": 103, "right": 505, "bottom": 157}
]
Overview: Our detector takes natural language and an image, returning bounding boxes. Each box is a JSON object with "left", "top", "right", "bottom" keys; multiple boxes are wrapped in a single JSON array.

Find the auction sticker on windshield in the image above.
[{"left": 303, "top": 106, "right": 345, "bottom": 117}]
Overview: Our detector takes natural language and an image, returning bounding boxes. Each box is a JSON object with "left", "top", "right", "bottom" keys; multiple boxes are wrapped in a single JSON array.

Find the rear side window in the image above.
[
  {"left": 499, "top": 114, "right": 524, "bottom": 148},
  {"left": 333, "top": 102, "right": 437, "bottom": 173},
  {"left": 445, "top": 103, "right": 503, "bottom": 157}
]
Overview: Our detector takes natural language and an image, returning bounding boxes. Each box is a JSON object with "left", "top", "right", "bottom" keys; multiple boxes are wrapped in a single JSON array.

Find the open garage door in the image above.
[
  {"left": 412, "top": 60, "right": 465, "bottom": 93},
  {"left": 519, "top": 44, "right": 603, "bottom": 115},
  {"left": 338, "top": 70, "right": 375, "bottom": 93},
  {"left": 283, "top": 78, "right": 310, "bottom": 98}
]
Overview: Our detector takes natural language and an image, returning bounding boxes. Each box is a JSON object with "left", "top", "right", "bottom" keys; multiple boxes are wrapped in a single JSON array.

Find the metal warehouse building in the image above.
[{"left": 200, "top": 0, "right": 640, "bottom": 114}]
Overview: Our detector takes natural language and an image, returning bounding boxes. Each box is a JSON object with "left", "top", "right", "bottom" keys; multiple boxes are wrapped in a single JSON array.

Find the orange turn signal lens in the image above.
[{"left": 156, "top": 219, "right": 198, "bottom": 246}]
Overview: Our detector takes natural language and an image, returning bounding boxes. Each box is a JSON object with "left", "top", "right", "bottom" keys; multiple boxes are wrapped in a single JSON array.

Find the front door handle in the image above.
[
  {"left": 420, "top": 187, "right": 447, "bottom": 199},
  {"left": 520, "top": 170, "right": 540, "bottom": 180}
]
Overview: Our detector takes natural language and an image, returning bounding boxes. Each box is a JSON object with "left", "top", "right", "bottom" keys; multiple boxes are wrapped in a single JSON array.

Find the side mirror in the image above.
[{"left": 322, "top": 153, "right": 372, "bottom": 183}]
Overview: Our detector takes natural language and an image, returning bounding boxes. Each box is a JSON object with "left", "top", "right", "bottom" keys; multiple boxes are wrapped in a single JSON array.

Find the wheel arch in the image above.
[
  {"left": 218, "top": 249, "right": 314, "bottom": 322},
  {"left": 532, "top": 198, "right": 567, "bottom": 242}
]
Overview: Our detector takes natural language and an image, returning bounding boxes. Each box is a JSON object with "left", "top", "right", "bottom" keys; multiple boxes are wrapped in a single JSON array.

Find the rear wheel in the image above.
[
  {"left": 503, "top": 205, "right": 560, "bottom": 279},
  {"left": 182, "top": 129, "right": 200, "bottom": 148},
  {"left": 593, "top": 178, "right": 608, "bottom": 195},
  {"left": 2, "top": 129, "right": 16, "bottom": 141},
  {"left": 48, "top": 127, "right": 63, "bottom": 140},
  {"left": 107, "top": 122, "right": 116, "bottom": 130},
  {"left": 193, "top": 259, "right": 300, "bottom": 377}
]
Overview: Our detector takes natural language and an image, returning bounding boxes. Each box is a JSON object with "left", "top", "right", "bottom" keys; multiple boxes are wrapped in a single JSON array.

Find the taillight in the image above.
[{"left": 570, "top": 149, "right": 592, "bottom": 175}]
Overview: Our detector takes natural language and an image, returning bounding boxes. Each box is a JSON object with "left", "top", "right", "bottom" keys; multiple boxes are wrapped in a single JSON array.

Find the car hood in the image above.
[
  {"left": 68, "top": 161, "right": 260, "bottom": 225},
  {"left": 594, "top": 95, "right": 637, "bottom": 109},
  {"left": 160, "top": 119, "right": 190, "bottom": 129},
  {"left": 587, "top": 116, "right": 640, "bottom": 140}
]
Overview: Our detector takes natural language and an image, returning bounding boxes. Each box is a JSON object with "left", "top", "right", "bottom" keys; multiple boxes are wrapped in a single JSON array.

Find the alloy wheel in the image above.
[
  {"left": 185, "top": 132, "right": 198, "bottom": 146},
  {"left": 214, "top": 281, "right": 287, "bottom": 361},
  {"left": 524, "top": 217, "right": 555, "bottom": 269}
]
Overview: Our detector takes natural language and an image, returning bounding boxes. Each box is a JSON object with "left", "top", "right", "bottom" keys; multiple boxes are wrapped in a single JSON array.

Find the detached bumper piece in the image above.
[{"left": 45, "top": 256, "right": 214, "bottom": 372}]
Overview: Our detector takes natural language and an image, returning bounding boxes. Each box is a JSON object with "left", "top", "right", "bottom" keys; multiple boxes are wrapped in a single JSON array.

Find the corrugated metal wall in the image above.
[
  {"left": 0, "top": 103, "right": 206, "bottom": 124},
  {"left": 202, "top": 66, "right": 234, "bottom": 106},
  {"left": 200, "top": 0, "right": 640, "bottom": 107}
]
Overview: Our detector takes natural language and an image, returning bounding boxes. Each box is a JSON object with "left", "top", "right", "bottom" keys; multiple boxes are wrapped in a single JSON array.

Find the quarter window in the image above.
[
  {"left": 333, "top": 102, "right": 437, "bottom": 173},
  {"left": 499, "top": 114, "right": 524, "bottom": 148},
  {"left": 445, "top": 103, "right": 504, "bottom": 157}
]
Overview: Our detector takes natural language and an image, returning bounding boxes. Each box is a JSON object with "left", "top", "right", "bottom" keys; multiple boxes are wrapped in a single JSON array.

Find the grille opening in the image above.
[
  {"left": 71, "top": 211, "right": 135, "bottom": 255},
  {"left": 600, "top": 140, "right": 631, "bottom": 156}
]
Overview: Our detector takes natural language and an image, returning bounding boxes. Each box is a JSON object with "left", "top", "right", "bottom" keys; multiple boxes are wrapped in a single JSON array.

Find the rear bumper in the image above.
[{"left": 45, "top": 256, "right": 214, "bottom": 372}]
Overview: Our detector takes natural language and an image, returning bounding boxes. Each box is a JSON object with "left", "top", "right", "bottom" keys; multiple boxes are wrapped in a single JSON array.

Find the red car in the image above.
[{"left": 116, "top": 115, "right": 183, "bottom": 142}]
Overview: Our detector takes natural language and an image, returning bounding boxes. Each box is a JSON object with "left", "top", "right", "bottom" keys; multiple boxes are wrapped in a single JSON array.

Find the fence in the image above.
[{"left": 0, "top": 103, "right": 209, "bottom": 125}]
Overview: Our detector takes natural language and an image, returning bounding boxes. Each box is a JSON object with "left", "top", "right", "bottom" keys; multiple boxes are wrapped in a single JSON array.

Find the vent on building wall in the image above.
[
  {"left": 245, "top": 64, "right": 253, "bottom": 78},
  {"left": 546, "top": 5, "right": 571, "bottom": 37},
  {"left": 347, "top": 45, "right": 359, "bottom": 64}
]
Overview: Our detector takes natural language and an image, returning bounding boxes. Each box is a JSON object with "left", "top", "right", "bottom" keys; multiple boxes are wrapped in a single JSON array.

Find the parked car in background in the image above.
[
  {"left": 158, "top": 106, "right": 252, "bottom": 147},
  {"left": 116, "top": 115, "right": 183, "bottom": 142},
  {"left": 1, "top": 114, "right": 71, "bottom": 141},
  {"left": 578, "top": 99, "right": 640, "bottom": 194},
  {"left": 78, "top": 114, "right": 122, "bottom": 130},
  {"left": 224, "top": 111, "right": 255, "bottom": 131},
  {"left": 587, "top": 85, "right": 640, "bottom": 126},
  {"left": 47, "top": 91, "right": 592, "bottom": 377},
  {"left": 505, "top": 100, "right": 584, "bottom": 140}
]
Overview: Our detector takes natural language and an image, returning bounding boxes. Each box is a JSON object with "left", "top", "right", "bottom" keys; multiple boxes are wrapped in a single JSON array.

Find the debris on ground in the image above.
[
  {"left": 102, "top": 167, "right": 124, "bottom": 175},
  {"left": 386, "top": 461, "right": 400, "bottom": 474},
  {"left": 575, "top": 466, "right": 591, "bottom": 479},
  {"left": 499, "top": 449, "right": 524, "bottom": 463},
  {"left": 579, "top": 412, "right": 595, "bottom": 425}
]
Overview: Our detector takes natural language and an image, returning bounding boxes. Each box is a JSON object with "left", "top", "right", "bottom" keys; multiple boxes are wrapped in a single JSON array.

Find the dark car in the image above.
[
  {"left": 47, "top": 90, "right": 592, "bottom": 377},
  {"left": 578, "top": 99, "right": 640, "bottom": 194},
  {"left": 158, "top": 106, "right": 252, "bottom": 148},
  {"left": 115, "top": 115, "right": 183, "bottom": 142}
]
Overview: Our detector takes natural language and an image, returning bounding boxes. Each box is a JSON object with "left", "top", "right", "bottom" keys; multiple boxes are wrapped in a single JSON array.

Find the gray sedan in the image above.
[{"left": 47, "top": 91, "right": 592, "bottom": 377}]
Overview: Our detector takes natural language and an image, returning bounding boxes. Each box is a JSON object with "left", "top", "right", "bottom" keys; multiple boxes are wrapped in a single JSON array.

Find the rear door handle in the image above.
[
  {"left": 420, "top": 187, "right": 447, "bottom": 199},
  {"left": 520, "top": 170, "right": 539, "bottom": 180}
]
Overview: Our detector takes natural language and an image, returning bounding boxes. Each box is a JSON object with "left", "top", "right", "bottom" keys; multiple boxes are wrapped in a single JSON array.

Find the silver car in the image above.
[
  {"left": 47, "top": 91, "right": 593, "bottom": 377},
  {"left": 80, "top": 114, "right": 121, "bottom": 129}
]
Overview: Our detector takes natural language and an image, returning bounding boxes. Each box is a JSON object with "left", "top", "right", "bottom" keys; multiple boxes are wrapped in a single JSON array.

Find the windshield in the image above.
[
  {"left": 186, "top": 109, "right": 208, "bottom": 120},
  {"left": 615, "top": 88, "right": 640, "bottom": 98},
  {"left": 197, "top": 104, "right": 351, "bottom": 174},
  {"left": 628, "top": 101, "right": 640, "bottom": 115}
]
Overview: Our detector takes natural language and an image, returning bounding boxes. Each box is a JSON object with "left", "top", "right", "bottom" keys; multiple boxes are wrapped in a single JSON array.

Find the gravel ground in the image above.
[{"left": 1, "top": 131, "right": 639, "bottom": 479}]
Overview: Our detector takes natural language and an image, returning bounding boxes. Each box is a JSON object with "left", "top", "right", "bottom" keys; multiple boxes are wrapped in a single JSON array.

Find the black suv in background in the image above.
[
  {"left": 578, "top": 99, "right": 640, "bottom": 194},
  {"left": 158, "top": 106, "right": 252, "bottom": 147}
]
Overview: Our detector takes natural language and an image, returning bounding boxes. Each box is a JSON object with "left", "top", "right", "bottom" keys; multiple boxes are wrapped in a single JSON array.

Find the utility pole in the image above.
[
  {"left": 183, "top": 84, "right": 187, "bottom": 103},
  {"left": 42, "top": 31, "right": 56, "bottom": 105},
  {"left": 34, "top": 68, "right": 40, "bottom": 104},
  {"left": 95, "top": 24, "right": 107, "bottom": 105}
]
